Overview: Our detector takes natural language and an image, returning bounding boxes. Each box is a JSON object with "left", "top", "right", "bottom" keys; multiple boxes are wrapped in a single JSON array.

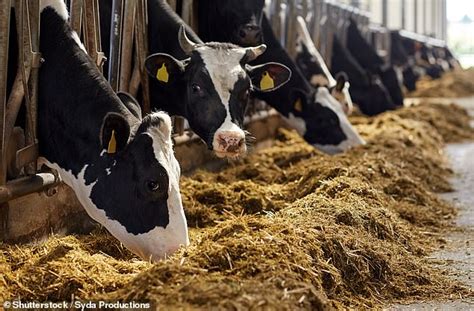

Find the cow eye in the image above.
[
  {"left": 146, "top": 180, "right": 160, "bottom": 192},
  {"left": 191, "top": 83, "right": 201, "bottom": 94}
]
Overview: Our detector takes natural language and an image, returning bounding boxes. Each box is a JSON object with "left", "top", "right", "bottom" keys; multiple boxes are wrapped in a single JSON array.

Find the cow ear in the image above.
[
  {"left": 100, "top": 113, "right": 131, "bottom": 155},
  {"left": 117, "top": 92, "right": 142, "bottom": 119},
  {"left": 246, "top": 62, "right": 292, "bottom": 93},
  {"left": 145, "top": 53, "right": 187, "bottom": 85},
  {"left": 289, "top": 88, "right": 307, "bottom": 114},
  {"left": 335, "top": 72, "right": 348, "bottom": 92}
]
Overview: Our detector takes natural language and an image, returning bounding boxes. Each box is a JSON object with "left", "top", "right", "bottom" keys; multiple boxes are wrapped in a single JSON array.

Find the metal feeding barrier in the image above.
[{"left": 0, "top": 0, "right": 59, "bottom": 212}]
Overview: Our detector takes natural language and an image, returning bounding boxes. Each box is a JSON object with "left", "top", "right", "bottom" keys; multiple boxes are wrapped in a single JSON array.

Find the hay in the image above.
[
  {"left": 1, "top": 103, "right": 474, "bottom": 309},
  {"left": 408, "top": 68, "right": 474, "bottom": 98}
]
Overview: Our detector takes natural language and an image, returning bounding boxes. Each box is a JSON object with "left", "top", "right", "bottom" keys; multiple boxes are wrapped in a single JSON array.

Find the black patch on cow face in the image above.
[
  {"left": 296, "top": 42, "right": 325, "bottom": 83},
  {"left": 292, "top": 90, "right": 347, "bottom": 146},
  {"left": 89, "top": 131, "right": 170, "bottom": 235},
  {"left": 379, "top": 67, "right": 404, "bottom": 107},
  {"left": 402, "top": 66, "right": 418, "bottom": 91},
  {"left": 350, "top": 81, "right": 396, "bottom": 116},
  {"left": 198, "top": 0, "right": 265, "bottom": 46}
]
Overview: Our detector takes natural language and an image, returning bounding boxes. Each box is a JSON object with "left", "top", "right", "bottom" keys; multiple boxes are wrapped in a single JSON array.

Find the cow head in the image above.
[
  {"left": 349, "top": 75, "right": 397, "bottom": 116},
  {"left": 145, "top": 27, "right": 291, "bottom": 159},
  {"left": 328, "top": 72, "right": 353, "bottom": 115},
  {"left": 284, "top": 87, "right": 365, "bottom": 154},
  {"left": 203, "top": 0, "right": 265, "bottom": 46},
  {"left": 85, "top": 94, "right": 187, "bottom": 261},
  {"left": 378, "top": 66, "right": 404, "bottom": 107}
]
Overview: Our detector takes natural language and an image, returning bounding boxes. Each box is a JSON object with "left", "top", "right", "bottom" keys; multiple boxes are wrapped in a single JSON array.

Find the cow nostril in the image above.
[{"left": 239, "top": 30, "right": 247, "bottom": 38}]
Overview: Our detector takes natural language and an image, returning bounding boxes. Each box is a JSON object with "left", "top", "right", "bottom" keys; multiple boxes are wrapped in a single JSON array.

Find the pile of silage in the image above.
[
  {"left": 1, "top": 103, "right": 474, "bottom": 309},
  {"left": 408, "top": 68, "right": 474, "bottom": 98}
]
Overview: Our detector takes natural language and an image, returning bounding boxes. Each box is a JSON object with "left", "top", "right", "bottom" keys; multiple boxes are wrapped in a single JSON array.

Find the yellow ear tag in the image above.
[
  {"left": 107, "top": 130, "right": 117, "bottom": 154},
  {"left": 294, "top": 98, "right": 303, "bottom": 112},
  {"left": 157, "top": 63, "right": 169, "bottom": 83},
  {"left": 260, "top": 71, "right": 275, "bottom": 91}
]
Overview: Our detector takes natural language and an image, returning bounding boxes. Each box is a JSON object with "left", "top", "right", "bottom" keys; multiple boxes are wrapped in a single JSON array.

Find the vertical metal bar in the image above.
[
  {"left": 135, "top": 0, "right": 150, "bottom": 114},
  {"left": 83, "top": 0, "right": 105, "bottom": 72},
  {"left": 70, "top": 0, "right": 83, "bottom": 34},
  {"left": 119, "top": 0, "right": 135, "bottom": 92},
  {"left": 108, "top": 0, "right": 124, "bottom": 91},
  {"left": 286, "top": 0, "right": 297, "bottom": 58},
  {"left": 0, "top": 0, "right": 11, "bottom": 186},
  {"left": 401, "top": 0, "right": 406, "bottom": 29},
  {"left": 381, "top": 0, "right": 387, "bottom": 27},
  {"left": 414, "top": 0, "right": 418, "bottom": 33},
  {"left": 22, "top": 0, "right": 40, "bottom": 174}
]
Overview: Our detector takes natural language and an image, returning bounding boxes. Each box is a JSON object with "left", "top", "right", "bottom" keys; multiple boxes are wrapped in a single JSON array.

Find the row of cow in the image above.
[{"left": 5, "top": 0, "right": 457, "bottom": 260}]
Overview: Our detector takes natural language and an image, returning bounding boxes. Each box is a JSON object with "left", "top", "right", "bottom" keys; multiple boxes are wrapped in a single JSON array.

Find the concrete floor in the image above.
[{"left": 389, "top": 98, "right": 474, "bottom": 310}]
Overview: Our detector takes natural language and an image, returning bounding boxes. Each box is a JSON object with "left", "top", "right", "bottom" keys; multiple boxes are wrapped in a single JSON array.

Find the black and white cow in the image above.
[
  {"left": 294, "top": 16, "right": 353, "bottom": 115},
  {"left": 390, "top": 31, "right": 420, "bottom": 92},
  {"left": 346, "top": 19, "right": 404, "bottom": 108},
  {"left": 198, "top": 0, "right": 265, "bottom": 47},
  {"left": 99, "top": 0, "right": 290, "bottom": 159},
  {"left": 331, "top": 36, "right": 397, "bottom": 116},
  {"left": 197, "top": 2, "right": 365, "bottom": 153},
  {"left": 12, "top": 0, "right": 188, "bottom": 261}
]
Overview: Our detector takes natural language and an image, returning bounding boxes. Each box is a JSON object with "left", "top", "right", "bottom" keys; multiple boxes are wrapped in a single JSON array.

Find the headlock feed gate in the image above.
[{"left": 0, "top": 0, "right": 450, "bottom": 243}]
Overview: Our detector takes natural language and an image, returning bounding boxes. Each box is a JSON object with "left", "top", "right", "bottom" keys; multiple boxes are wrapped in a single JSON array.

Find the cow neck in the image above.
[
  {"left": 250, "top": 15, "right": 312, "bottom": 117},
  {"left": 38, "top": 8, "right": 133, "bottom": 179}
]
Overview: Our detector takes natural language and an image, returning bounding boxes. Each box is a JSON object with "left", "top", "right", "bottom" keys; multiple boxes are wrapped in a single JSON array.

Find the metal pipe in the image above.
[
  {"left": 70, "top": 0, "right": 83, "bottom": 34},
  {"left": 108, "top": 0, "right": 124, "bottom": 91},
  {"left": 135, "top": 0, "right": 150, "bottom": 114},
  {"left": 119, "top": 0, "right": 135, "bottom": 92},
  {"left": 83, "top": 0, "right": 105, "bottom": 72},
  {"left": 0, "top": 0, "right": 11, "bottom": 186},
  {"left": 0, "top": 172, "right": 59, "bottom": 204}
]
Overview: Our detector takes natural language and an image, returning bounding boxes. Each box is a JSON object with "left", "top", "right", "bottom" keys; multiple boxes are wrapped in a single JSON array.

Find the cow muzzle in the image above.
[{"left": 213, "top": 130, "right": 246, "bottom": 159}]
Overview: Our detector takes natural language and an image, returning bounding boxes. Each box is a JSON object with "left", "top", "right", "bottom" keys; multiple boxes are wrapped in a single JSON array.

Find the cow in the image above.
[
  {"left": 331, "top": 36, "right": 397, "bottom": 116},
  {"left": 390, "top": 31, "right": 420, "bottom": 92},
  {"left": 196, "top": 2, "right": 365, "bottom": 153},
  {"left": 346, "top": 19, "right": 404, "bottom": 108},
  {"left": 198, "top": 0, "right": 265, "bottom": 47},
  {"left": 401, "top": 37, "right": 444, "bottom": 80},
  {"left": 294, "top": 16, "right": 353, "bottom": 115},
  {"left": 6, "top": 0, "right": 189, "bottom": 262},
  {"left": 98, "top": 0, "right": 291, "bottom": 159}
]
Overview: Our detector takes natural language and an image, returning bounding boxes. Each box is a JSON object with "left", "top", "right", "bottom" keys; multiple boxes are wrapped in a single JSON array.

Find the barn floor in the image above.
[
  {"left": 1, "top": 71, "right": 474, "bottom": 310},
  {"left": 390, "top": 99, "right": 474, "bottom": 310}
]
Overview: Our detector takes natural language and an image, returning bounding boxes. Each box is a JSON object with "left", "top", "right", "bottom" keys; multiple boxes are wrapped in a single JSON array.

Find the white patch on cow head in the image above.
[
  {"left": 331, "top": 81, "right": 353, "bottom": 115},
  {"left": 71, "top": 31, "right": 87, "bottom": 53},
  {"left": 196, "top": 46, "right": 248, "bottom": 158},
  {"left": 283, "top": 113, "right": 307, "bottom": 137},
  {"left": 314, "top": 87, "right": 365, "bottom": 153},
  {"left": 40, "top": 0, "right": 69, "bottom": 20},
  {"left": 311, "top": 74, "right": 330, "bottom": 87}
]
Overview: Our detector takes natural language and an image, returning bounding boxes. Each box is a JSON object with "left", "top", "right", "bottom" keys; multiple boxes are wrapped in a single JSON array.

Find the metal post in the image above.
[
  {"left": 381, "top": 0, "right": 387, "bottom": 27},
  {"left": 108, "top": 0, "right": 124, "bottom": 91},
  {"left": 401, "top": 0, "right": 406, "bottom": 29},
  {"left": 70, "top": 0, "right": 83, "bottom": 35},
  {"left": 135, "top": 0, "right": 151, "bottom": 114},
  {"left": 119, "top": 0, "right": 135, "bottom": 92},
  {"left": 414, "top": 0, "right": 418, "bottom": 33},
  {"left": 0, "top": 0, "right": 11, "bottom": 186},
  {"left": 83, "top": 0, "right": 105, "bottom": 72}
]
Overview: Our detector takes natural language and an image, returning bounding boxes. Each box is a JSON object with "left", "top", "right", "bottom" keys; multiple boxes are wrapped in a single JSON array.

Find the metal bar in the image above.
[
  {"left": 381, "top": 0, "right": 387, "bottom": 27},
  {"left": 70, "top": 0, "right": 83, "bottom": 34},
  {"left": 108, "top": 0, "right": 124, "bottom": 91},
  {"left": 414, "top": 0, "right": 418, "bottom": 33},
  {"left": 119, "top": 0, "right": 135, "bottom": 92},
  {"left": 0, "top": 0, "right": 11, "bottom": 186},
  {"left": 286, "top": 1, "right": 297, "bottom": 58},
  {"left": 26, "top": 0, "right": 40, "bottom": 173},
  {"left": 135, "top": 0, "right": 151, "bottom": 114},
  {"left": 0, "top": 172, "right": 59, "bottom": 204},
  {"left": 401, "top": 0, "right": 406, "bottom": 29},
  {"left": 83, "top": 0, "right": 105, "bottom": 72}
]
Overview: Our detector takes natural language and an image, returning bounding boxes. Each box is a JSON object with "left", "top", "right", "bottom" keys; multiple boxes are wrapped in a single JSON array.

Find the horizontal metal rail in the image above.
[{"left": 0, "top": 172, "right": 59, "bottom": 204}]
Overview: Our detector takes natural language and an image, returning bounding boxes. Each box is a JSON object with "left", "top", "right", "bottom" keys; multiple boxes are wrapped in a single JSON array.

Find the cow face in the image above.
[
  {"left": 209, "top": 0, "right": 265, "bottom": 46},
  {"left": 328, "top": 73, "right": 353, "bottom": 115},
  {"left": 145, "top": 27, "right": 291, "bottom": 159},
  {"left": 349, "top": 76, "right": 397, "bottom": 116},
  {"left": 378, "top": 66, "right": 404, "bottom": 107},
  {"left": 284, "top": 87, "right": 365, "bottom": 154},
  {"left": 89, "top": 109, "right": 186, "bottom": 261}
]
